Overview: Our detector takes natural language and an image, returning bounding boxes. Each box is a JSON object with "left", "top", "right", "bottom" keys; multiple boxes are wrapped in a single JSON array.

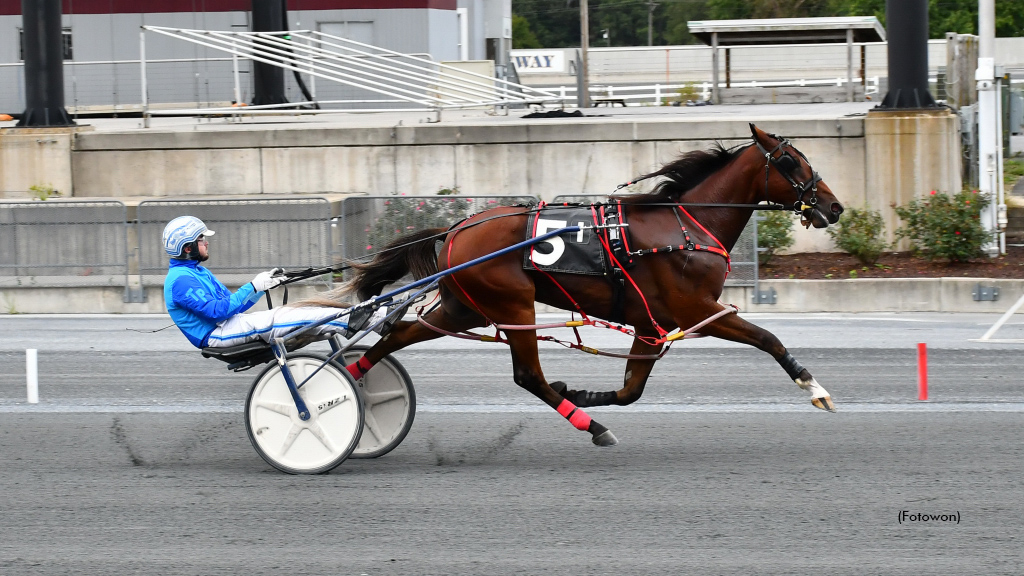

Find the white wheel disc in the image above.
[
  {"left": 245, "top": 354, "right": 363, "bottom": 474},
  {"left": 343, "top": 347, "right": 416, "bottom": 459}
]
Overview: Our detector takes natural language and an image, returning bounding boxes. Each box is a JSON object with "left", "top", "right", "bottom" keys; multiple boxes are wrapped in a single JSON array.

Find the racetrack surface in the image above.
[
  {"left": 1, "top": 412, "right": 1021, "bottom": 575},
  {"left": 1, "top": 314, "right": 1023, "bottom": 574}
]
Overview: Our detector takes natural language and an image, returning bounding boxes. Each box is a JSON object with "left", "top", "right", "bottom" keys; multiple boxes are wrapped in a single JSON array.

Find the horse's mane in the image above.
[{"left": 615, "top": 143, "right": 749, "bottom": 204}]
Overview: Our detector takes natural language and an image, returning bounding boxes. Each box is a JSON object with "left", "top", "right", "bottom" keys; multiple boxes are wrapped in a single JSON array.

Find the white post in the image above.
[
  {"left": 232, "top": 42, "right": 242, "bottom": 105},
  {"left": 457, "top": 7, "right": 469, "bottom": 61},
  {"left": 847, "top": 28, "right": 854, "bottom": 102},
  {"left": 655, "top": 83, "right": 661, "bottom": 105},
  {"left": 977, "top": 0, "right": 1002, "bottom": 256},
  {"left": 26, "top": 349, "right": 38, "bottom": 404},
  {"left": 140, "top": 30, "right": 149, "bottom": 128},
  {"left": 711, "top": 32, "right": 719, "bottom": 104},
  {"left": 307, "top": 36, "right": 316, "bottom": 99}
]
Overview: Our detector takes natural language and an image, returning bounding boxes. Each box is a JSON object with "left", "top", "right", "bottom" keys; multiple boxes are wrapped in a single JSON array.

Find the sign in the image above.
[{"left": 511, "top": 50, "right": 566, "bottom": 74}]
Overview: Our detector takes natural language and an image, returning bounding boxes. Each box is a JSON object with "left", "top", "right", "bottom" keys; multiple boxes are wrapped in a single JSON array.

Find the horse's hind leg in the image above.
[
  {"left": 346, "top": 290, "right": 485, "bottom": 380},
  {"left": 695, "top": 308, "right": 836, "bottom": 412},
  {"left": 555, "top": 336, "right": 664, "bottom": 407},
  {"left": 502, "top": 329, "right": 618, "bottom": 446}
]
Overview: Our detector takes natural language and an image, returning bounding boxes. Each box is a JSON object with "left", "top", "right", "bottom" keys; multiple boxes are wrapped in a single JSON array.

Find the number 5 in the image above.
[{"left": 531, "top": 218, "right": 567, "bottom": 266}]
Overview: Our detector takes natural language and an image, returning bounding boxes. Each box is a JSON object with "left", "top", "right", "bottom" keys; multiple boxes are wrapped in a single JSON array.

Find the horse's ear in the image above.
[{"left": 749, "top": 123, "right": 758, "bottom": 138}]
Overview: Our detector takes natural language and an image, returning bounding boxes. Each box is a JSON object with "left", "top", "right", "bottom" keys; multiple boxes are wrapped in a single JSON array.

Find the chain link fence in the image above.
[
  {"left": 0, "top": 200, "right": 129, "bottom": 288},
  {"left": 338, "top": 195, "right": 539, "bottom": 265},
  {"left": 552, "top": 194, "right": 758, "bottom": 288},
  {"left": 136, "top": 198, "right": 334, "bottom": 289}
]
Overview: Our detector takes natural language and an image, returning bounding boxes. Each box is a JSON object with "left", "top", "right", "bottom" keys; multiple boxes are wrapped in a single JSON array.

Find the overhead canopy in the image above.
[{"left": 687, "top": 16, "right": 885, "bottom": 46}]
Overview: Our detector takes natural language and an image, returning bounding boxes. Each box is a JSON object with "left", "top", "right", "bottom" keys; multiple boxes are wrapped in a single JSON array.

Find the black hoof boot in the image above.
[
  {"left": 569, "top": 390, "right": 617, "bottom": 407},
  {"left": 550, "top": 381, "right": 568, "bottom": 396},
  {"left": 588, "top": 421, "right": 618, "bottom": 446}
]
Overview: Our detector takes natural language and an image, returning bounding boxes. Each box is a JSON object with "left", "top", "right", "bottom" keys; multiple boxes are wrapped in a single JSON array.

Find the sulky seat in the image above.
[{"left": 201, "top": 341, "right": 276, "bottom": 371}]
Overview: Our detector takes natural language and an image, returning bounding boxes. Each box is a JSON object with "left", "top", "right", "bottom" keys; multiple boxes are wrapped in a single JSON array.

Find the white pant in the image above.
[{"left": 205, "top": 306, "right": 349, "bottom": 348}]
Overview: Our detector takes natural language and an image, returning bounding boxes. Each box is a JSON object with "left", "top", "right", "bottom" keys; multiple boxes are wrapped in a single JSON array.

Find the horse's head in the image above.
[{"left": 749, "top": 124, "right": 844, "bottom": 229}]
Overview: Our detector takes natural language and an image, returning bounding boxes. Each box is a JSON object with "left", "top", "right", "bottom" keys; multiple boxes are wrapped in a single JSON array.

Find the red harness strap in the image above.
[
  {"left": 676, "top": 206, "right": 732, "bottom": 274},
  {"left": 445, "top": 218, "right": 494, "bottom": 323}
]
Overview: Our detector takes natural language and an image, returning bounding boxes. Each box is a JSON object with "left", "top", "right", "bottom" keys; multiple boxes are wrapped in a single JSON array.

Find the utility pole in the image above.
[
  {"left": 648, "top": 1, "right": 658, "bottom": 47},
  {"left": 579, "top": 0, "right": 590, "bottom": 108}
]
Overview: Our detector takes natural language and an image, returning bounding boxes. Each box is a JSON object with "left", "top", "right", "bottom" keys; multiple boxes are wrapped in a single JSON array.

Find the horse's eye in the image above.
[{"left": 776, "top": 154, "right": 798, "bottom": 173}]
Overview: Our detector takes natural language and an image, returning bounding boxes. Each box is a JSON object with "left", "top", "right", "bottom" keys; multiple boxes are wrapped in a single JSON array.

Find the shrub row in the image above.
[{"left": 759, "top": 189, "right": 995, "bottom": 265}]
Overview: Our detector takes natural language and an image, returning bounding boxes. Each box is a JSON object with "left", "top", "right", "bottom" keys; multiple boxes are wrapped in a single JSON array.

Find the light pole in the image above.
[{"left": 579, "top": 0, "right": 590, "bottom": 108}]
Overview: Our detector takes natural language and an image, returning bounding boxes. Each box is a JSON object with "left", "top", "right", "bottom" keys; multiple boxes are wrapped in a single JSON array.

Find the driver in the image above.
[{"left": 162, "top": 215, "right": 372, "bottom": 349}]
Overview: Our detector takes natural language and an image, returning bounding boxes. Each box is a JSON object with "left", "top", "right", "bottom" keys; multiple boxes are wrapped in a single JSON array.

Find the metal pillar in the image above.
[
  {"left": 17, "top": 0, "right": 74, "bottom": 127},
  {"left": 251, "top": 0, "right": 288, "bottom": 106},
  {"left": 878, "top": 0, "right": 936, "bottom": 109}
]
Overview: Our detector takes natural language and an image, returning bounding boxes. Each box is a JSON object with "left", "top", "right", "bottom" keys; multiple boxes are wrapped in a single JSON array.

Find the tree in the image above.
[
  {"left": 512, "top": 13, "right": 543, "bottom": 48},
  {"left": 512, "top": 0, "right": 1024, "bottom": 49}
]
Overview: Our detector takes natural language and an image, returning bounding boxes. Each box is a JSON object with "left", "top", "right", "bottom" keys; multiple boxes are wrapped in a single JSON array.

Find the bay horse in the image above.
[{"left": 339, "top": 124, "right": 844, "bottom": 446}]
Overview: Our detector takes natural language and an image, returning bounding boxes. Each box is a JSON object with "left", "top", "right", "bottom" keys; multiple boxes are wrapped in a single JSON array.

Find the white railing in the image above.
[
  {"left": 546, "top": 77, "right": 881, "bottom": 106},
  {"left": 140, "top": 26, "right": 565, "bottom": 123}
]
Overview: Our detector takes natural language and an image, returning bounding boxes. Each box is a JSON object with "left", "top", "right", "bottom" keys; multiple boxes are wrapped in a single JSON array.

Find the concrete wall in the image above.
[
  {"left": 864, "top": 109, "right": 963, "bottom": 248},
  {"left": 0, "top": 126, "right": 83, "bottom": 197},
  {"left": 3, "top": 278, "right": 1020, "bottom": 315},
  {"left": 64, "top": 116, "right": 870, "bottom": 253},
  {"left": 2, "top": 111, "right": 962, "bottom": 255}
]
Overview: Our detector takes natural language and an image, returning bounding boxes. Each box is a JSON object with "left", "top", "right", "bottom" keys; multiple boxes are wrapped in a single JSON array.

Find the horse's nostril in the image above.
[{"left": 831, "top": 203, "right": 844, "bottom": 215}]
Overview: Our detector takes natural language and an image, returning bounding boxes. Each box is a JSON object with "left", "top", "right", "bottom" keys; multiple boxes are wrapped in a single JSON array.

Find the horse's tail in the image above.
[{"left": 345, "top": 228, "right": 445, "bottom": 301}]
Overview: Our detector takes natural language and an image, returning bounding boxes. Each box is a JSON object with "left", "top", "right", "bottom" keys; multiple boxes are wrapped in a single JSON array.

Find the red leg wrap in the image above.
[
  {"left": 345, "top": 356, "right": 374, "bottom": 380},
  {"left": 556, "top": 399, "right": 593, "bottom": 431}
]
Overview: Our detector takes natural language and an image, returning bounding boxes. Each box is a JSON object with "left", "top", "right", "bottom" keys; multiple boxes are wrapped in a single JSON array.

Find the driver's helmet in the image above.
[{"left": 162, "top": 216, "right": 215, "bottom": 258}]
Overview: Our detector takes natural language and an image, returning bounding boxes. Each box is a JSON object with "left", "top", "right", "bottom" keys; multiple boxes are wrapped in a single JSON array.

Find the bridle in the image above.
[{"left": 754, "top": 134, "right": 823, "bottom": 214}]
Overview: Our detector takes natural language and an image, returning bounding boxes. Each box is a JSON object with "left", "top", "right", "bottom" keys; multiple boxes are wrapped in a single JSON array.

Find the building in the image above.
[{"left": 0, "top": 1, "right": 505, "bottom": 114}]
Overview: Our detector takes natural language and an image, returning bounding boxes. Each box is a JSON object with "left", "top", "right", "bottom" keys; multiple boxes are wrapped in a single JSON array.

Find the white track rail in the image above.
[{"left": 140, "top": 26, "right": 564, "bottom": 122}]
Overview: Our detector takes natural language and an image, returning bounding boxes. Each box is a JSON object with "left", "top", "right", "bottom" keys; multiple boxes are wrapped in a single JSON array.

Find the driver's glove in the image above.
[{"left": 251, "top": 268, "right": 285, "bottom": 292}]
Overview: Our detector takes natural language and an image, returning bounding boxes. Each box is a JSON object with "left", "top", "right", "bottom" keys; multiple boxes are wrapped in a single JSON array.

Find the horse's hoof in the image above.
[
  {"left": 812, "top": 396, "right": 836, "bottom": 412},
  {"left": 550, "top": 381, "right": 568, "bottom": 395},
  {"left": 592, "top": 430, "right": 618, "bottom": 446}
]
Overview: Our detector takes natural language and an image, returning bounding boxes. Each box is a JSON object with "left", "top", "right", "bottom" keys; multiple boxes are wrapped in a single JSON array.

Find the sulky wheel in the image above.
[
  {"left": 245, "top": 353, "right": 364, "bottom": 474},
  {"left": 342, "top": 346, "right": 416, "bottom": 459}
]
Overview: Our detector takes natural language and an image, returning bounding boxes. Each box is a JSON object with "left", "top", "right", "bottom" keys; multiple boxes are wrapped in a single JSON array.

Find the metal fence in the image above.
[
  {"left": 136, "top": 198, "right": 334, "bottom": 288},
  {"left": 338, "top": 195, "right": 539, "bottom": 265},
  {"left": 0, "top": 200, "right": 129, "bottom": 288},
  {"left": 552, "top": 194, "right": 758, "bottom": 288}
]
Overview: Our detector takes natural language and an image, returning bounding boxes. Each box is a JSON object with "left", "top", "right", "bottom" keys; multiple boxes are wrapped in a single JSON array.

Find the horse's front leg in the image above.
[
  {"left": 502, "top": 329, "right": 619, "bottom": 446},
  {"left": 555, "top": 336, "right": 663, "bottom": 407},
  {"left": 695, "top": 308, "right": 836, "bottom": 412}
]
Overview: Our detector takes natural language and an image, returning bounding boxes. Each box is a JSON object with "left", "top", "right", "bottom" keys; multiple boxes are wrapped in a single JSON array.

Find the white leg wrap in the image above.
[{"left": 795, "top": 376, "right": 829, "bottom": 399}]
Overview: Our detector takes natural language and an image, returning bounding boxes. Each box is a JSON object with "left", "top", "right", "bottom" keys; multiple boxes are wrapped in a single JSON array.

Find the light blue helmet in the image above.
[{"left": 162, "top": 216, "right": 215, "bottom": 258}]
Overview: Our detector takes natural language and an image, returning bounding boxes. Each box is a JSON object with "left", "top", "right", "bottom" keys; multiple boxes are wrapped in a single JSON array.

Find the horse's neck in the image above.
[{"left": 682, "top": 153, "right": 762, "bottom": 252}]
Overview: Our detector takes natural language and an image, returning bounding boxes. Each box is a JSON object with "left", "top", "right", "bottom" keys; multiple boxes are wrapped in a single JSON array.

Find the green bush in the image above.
[
  {"left": 757, "top": 210, "right": 795, "bottom": 265},
  {"left": 1005, "top": 157, "right": 1024, "bottom": 188},
  {"left": 825, "top": 207, "right": 887, "bottom": 265},
  {"left": 893, "top": 189, "right": 994, "bottom": 262},
  {"left": 366, "top": 186, "right": 470, "bottom": 253}
]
